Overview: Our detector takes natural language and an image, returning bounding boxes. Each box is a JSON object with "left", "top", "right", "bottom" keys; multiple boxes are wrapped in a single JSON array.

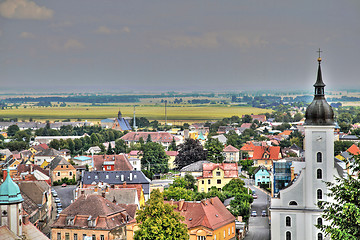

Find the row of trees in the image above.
[{"left": 163, "top": 176, "right": 253, "bottom": 223}]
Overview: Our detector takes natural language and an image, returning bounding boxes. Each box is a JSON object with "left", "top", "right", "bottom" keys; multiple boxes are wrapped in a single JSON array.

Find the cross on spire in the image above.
[{"left": 317, "top": 48, "right": 322, "bottom": 63}]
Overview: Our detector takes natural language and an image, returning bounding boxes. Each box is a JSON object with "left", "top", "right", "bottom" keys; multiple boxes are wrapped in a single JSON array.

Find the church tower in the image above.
[
  {"left": 271, "top": 52, "right": 338, "bottom": 240},
  {"left": 0, "top": 169, "right": 24, "bottom": 236}
]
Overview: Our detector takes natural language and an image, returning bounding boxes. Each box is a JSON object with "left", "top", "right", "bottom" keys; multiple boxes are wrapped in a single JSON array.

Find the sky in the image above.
[{"left": 0, "top": 0, "right": 359, "bottom": 93}]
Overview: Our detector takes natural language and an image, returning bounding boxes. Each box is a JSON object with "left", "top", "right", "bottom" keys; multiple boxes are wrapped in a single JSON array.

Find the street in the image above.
[
  {"left": 244, "top": 179, "right": 271, "bottom": 240},
  {"left": 53, "top": 185, "right": 77, "bottom": 210}
]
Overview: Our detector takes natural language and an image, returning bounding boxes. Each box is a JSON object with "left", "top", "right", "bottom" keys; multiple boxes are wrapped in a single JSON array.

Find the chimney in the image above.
[
  {"left": 210, "top": 198, "right": 213, "bottom": 205},
  {"left": 105, "top": 186, "right": 109, "bottom": 192},
  {"left": 179, "top": 199, "right": 185, "bottom": 211},
  {"left": 30, "top": 164, "right": 33, "bottom": 173},
  {"left": 22, "top": 214, "right": 30, "bottom": 225}
]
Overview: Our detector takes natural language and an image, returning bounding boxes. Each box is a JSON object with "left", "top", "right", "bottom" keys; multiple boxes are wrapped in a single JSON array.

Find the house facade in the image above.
[{"left": 197, "top": 163, "right": 238, "bottom": 193}]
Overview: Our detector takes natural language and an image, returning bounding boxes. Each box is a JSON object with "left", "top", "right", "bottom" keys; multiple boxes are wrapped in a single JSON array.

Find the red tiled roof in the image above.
[
  {"left": 167, "top": 197, "right": 235, "bottom": 230},
  {"left": 240, "top": 142, "right": 255, "bottom": 151},
  {"left": 52, "top": 195, "right": 132, "bottom": 230},
  {"left": 252, "top": 146, "right": 281, "bottom": 160},
  {"left": 202, "top": 163, "right": 238, "bottom": 178},
  {"left": 347, "top": 144, "right": 360, "bottom": 155},
  {"left": 223, "top": 145, "right": 239, "bottom": 152},
  {"left": 166, "top": 151, "right": 178, "bottom": 156},
  {"left": 17, "top": 164, "right": 50, "bottom": 177},
  {"left": 121, "top": 132, "right": 179, "bottom": 143},
  {"left": 240, "top": 123, "right": 252, "bottom": 129},
  {"left": 279, "top": 130, "right": 292, "bottom": 136},
  {"left": 84, "top": 154, "right": 134, "bottom": 171},
  {"left": 129, "top": 150, "right": 140, "bottom": 156},
  {"left": 32, "top": 144, "right": 49, "bottom": 152}
]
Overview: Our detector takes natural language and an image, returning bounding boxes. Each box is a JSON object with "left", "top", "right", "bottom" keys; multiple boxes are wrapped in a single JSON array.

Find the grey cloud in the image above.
[{"left": 0, "top": 0, "right": 53, "bottom": 20}]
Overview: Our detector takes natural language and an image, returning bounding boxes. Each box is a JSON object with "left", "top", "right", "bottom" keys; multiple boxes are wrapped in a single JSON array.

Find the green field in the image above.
[{"left": 0, "top": 104, "right": 272, "bottom": 123}]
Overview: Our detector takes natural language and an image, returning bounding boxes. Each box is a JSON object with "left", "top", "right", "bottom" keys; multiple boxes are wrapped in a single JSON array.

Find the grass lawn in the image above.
[{"left": 0, "top": 104, "right": 272, "bottom": 122}]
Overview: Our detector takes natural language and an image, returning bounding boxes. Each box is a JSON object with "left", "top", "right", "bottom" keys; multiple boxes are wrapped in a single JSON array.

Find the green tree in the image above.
[
  {"left": 7, "top": 125, "right": 20, "bottom": 137},
  {"left": 115, "top": 139, "right": 127, "bottom": 153},
  {"left": 49, "top": 139, "right": 61, "bottom": 150},
  {"left": 142, "top": 142, "right": 169, "bottom": 174},
  {"left": 168, "top": 138, "right": 177, "bottom": 151},
  {"left": 90, "top": 133, "right": 99, "bottom": 144},
  {"left": 229, "top": 193, "right": 252, "bottom": 223},
  {"left": 242, "top": 114, "right": 253, "bottom": 123},
  {"left": 146, "top": 134, "right": 152, "bottom": 143},
  {"left": 317, "top": 155, "right": 360, "bottom": 239},
  {"left": 205, "top": 138, "right": 224, "bottom": 163},
  {"left": 106, "top": 144, "right": 114, "bottom": 154},
  {"left": 174, "top": 139, "right": 207, "bottom": 170},
  {"left": 134, "top": 189, "right": 189, "bottom": 240}
]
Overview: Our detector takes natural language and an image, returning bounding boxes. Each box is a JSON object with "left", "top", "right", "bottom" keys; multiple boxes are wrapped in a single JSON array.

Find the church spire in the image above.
[{"left": 314, "top": 49, "right": 325, "bottom": 96}]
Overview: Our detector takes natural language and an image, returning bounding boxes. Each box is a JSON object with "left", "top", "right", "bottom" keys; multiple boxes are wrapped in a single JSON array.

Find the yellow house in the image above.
[
  {"left": 46, "top": 156, "right": 76, "bottom": 183},
  {"left": 197, "top": 163, "right": 238, "bottom": 193},
  {"left": 166, "top": 151, "right": 178, "bottom": 170}
]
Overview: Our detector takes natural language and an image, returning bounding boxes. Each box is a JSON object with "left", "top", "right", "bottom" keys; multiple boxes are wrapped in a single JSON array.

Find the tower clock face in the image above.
[{"left": 316, "top": 136, "right": 322, "bottom": 142}]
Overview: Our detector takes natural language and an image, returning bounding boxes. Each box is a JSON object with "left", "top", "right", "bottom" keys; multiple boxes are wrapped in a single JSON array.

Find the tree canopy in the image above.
[
  {"left": 142, "top": 142, "right": 169, "bottom": 174},
  {"left": 317, "top": 155, "right": 360, "bottom": 239},
  {"left": 174, "top": 138, "right": 207, "bottom": 170},
  {"left": 134, "top": 189, "right": 189, "bottom": 240}
]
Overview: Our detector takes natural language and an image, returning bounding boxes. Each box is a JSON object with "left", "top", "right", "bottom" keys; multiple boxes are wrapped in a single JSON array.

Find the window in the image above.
[
  {"left": 208, "top": 179, "right": 211, "bottom": 184},
  {"left": 289, "top": 201, "right": 298, "bottom": 206},
  {"left": 224, "top": 230, "right": 226, "bottom": 238},
  {"left": 317, "top": 233, "right": 323, "bottom": 240},
  {"left": 69, "top": 172, "right": 72, "bottom": 176},
  {"left": 228, "top": 227, "right": 230, "bottom": 235},
  {"left": 107, "top": 166, "right": 111, "bottom": 170},
  {"left": 217, "top": 179, "right": 221, "bottom": 184},
  {"left": 285, "top": 216, "right": 291, "bottom": 227},
  {"left": 202, "top": 180, "right": 204, "bottom": 184},
  {"left": 201, "top": 188, "right": 204, "bottom": 192},
  {"left": 286, "top": 231, "right": 291, "bottom": 240},
  {"left": 214, "top": 235, "right": 216, "bottom": 240},
  {"left": 92, "top": 234, "right": 96, "bottom": 240},
  {"left": 74, "top": 233, "right": 78, "bottom": 240},
  {"left": 65, "top": 233, "right": 69, "bottom": 240},
  {"left": 61, "top": 165, "right": 63, "bottom": 168},
  {"left": 208, "top": 188, "right": 211, "bottom": 192},
  {"left": 317, "top": 189, "right": 323, "bottom": 199},
  {"left": 100, "top": 235, "right": 104, "bottom": 240},
  {"left": 317, "top": 169, "right": 322, "bottom": 179},
  {"left": 197, "top": 236, "right": 206, "bottom": 240},
  {"left": 317, "top": 152, "right": 322, "bottom": 163},
  {"left": 317, "top": 218, "right": 323, "bottom": 226},
  {"left": 57, "top": 233, "right": 61, "bottom": 240},
  {"left": 216, "top": 171, "right": 221, "bottom": 176},
  {"left": 57, "top": 172, "right": 60, "bottom": 176}
]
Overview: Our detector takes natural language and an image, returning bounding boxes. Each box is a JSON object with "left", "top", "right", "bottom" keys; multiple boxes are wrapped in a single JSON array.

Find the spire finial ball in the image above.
[{"left": 318, "top": 57, "right": 322, "bottom": 63}]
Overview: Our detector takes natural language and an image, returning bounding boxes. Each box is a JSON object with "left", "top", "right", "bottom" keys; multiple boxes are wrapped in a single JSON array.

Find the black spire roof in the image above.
[{"left": 304, "top": 54, "right": 334, "bottom": 125}]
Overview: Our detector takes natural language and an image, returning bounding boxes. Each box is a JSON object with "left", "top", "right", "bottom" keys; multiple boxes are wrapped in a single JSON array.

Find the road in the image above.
[
  {"left": 53, "top": 185, "right": 77, "bottom": 210},
  {"left": 244, "top": 179, "right": 271, "bottom": 240}
]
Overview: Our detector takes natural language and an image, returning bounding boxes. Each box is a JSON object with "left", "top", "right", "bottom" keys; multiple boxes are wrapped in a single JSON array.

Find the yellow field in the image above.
[{"left": 0, "top": 104, "right": 271, "bottom": 123}]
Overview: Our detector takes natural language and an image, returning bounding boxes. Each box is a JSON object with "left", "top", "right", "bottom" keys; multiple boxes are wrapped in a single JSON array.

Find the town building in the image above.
[
  {"left": 271, "top": 55, "right": 342, "bottom": 240},
  {"left": 179, "top": 160, "right": 211, "bottom": 178},
  {"left": 167, "top": 197, "right": 236, "bottom": 240},
  {"left": 81, "top": 170, "right": 151, "bottom": 201},
  {"left": 197, "top": 163, "right": 238, "bottom": 193},
  {"left": 254, "top": 166, "right": 271, "bottom": 187},
  {"left": 120, "top": 132, "right": 180, "bottom": 149},
  {"left": 252, "top": 145, "right": 282, "bottom": 169},
  {"left": 51, "top": 194, "right": 134, "bottom": 240},
  {"left": 223, "top": 145, "right": 240, "bottom": 162},
  {"left": 46, "top": 156, "right": 76, "bottom": 183}
]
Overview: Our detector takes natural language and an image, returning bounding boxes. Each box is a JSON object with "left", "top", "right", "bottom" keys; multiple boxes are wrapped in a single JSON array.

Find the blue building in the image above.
[
  {"left": 254, "top": 166, "right": 271, "bottom": 186},
  {"left": 272, "top": 160, "right": 292, "bottom": 195}
]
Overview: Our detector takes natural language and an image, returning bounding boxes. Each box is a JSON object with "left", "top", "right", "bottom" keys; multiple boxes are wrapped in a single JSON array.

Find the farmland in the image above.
[{"left": 0, "top": 104, "right": 272, "bottom": 123}]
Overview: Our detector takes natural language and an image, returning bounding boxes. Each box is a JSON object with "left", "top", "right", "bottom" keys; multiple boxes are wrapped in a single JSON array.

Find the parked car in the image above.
[
  {"left": 62, "top": 183, "right": 67, "bottom": 187},
  {"left": 262, "top": 210, "right": 267, "bottom": 217},
  {"left": 57, "top": 208, "right": 63, "bottom": 214},
  {"left": 56, "top": 203, "right": 62, "bottom": 208},
  {"left": 251, "top": 211, "right": 257, "bottom": 217},
  {"left": 52, "top": 190, "right": 58, "bottom": 197},
  {"left": 252, "top": 194, "right": 258, "bottom": 199},
  {"left": 54, "top": 197, "right": 61, "bottom": 203}
]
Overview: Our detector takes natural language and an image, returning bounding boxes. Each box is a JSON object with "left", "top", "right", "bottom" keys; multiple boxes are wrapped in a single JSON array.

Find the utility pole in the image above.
[
  {"left": 133, "top": 105, "right": 137, "bottom": 132},
  {"left": 165, "top": 100, "right": 167, "bottom": 128}
]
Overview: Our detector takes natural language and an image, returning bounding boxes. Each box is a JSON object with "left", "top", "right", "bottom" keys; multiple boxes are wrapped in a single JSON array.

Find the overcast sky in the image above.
[{"left": 0, "top": 0, "right": 359, "bottom": 93}]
